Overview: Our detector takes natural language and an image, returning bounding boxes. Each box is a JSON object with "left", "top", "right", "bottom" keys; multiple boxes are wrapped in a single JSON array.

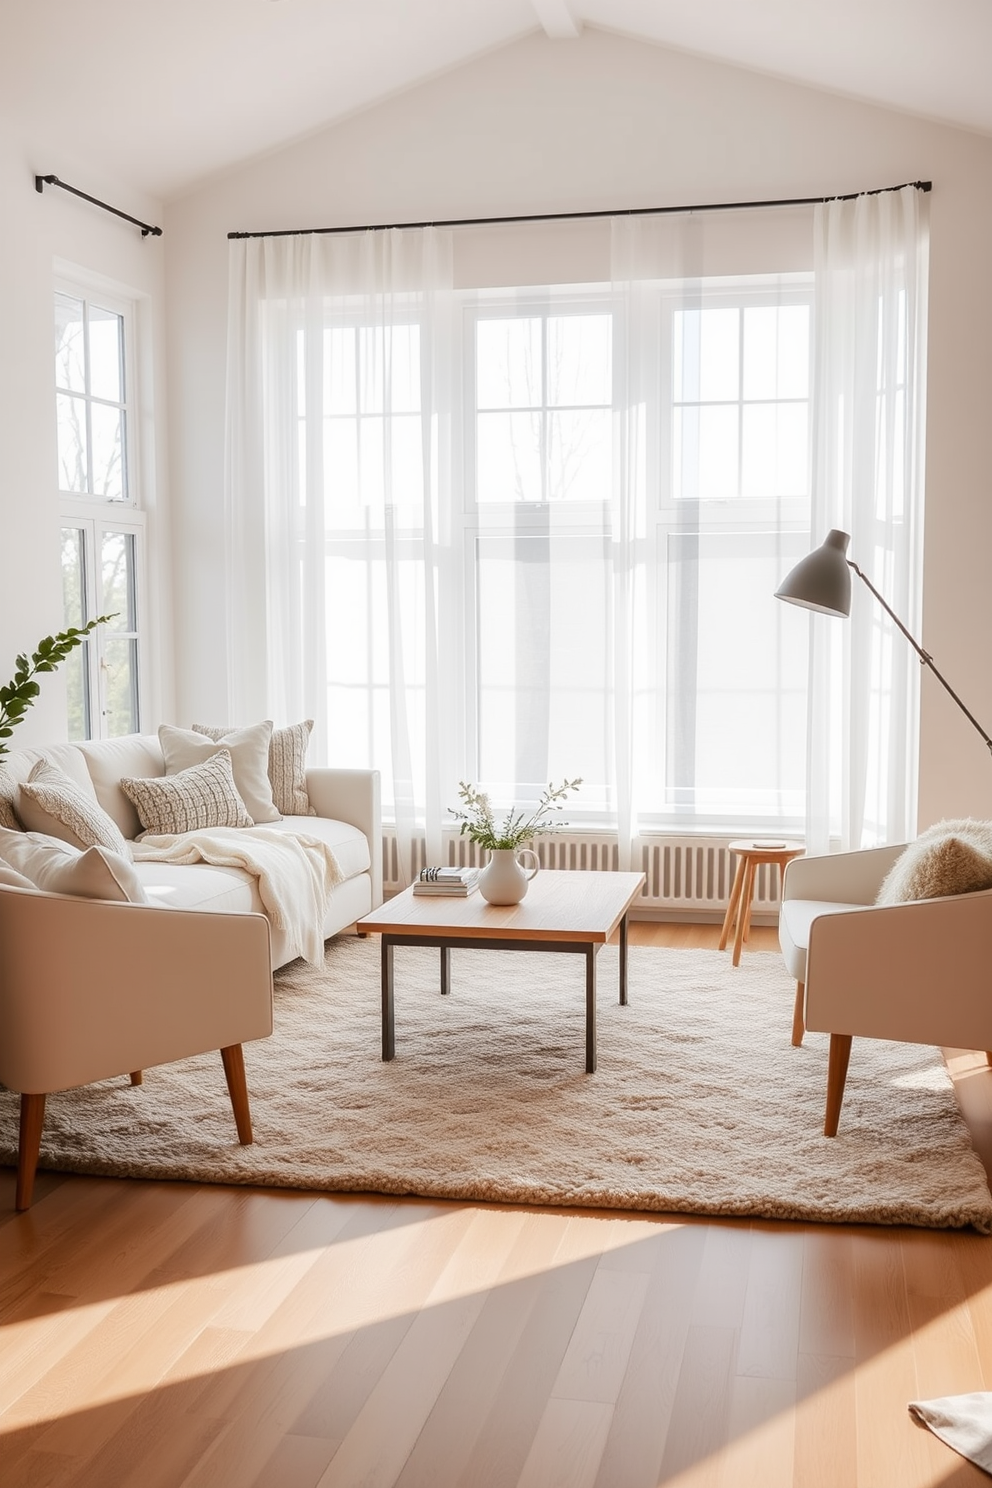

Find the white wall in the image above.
[
  {"left": 0, "top": 119, "right": 173, "bottom": 749},
  {"left": 165, "top": 27, "right": 992, "bottom": 827}
]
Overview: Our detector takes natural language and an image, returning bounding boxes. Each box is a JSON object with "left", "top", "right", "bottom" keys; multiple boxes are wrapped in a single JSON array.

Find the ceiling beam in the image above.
[{"left": 531, "top": 0, "right": 582, "bottom": 40}]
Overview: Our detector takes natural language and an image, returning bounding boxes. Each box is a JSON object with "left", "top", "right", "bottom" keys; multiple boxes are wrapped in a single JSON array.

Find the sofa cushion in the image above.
[
  {"left": 0, "top": 828, "right": 148, "bottom": 902},
  {"left": 121, "top": 750, "right": 253, "bottom": 837},
  {"left": 135, "top": 861, "right": 259, "bottom": 914},
  {"left": 159, "top": 721, "right": 280, "bottom": 824},
  {"left": 876, "top": 819, "right": 992, "bottom": 905},
  {"left": 76, "top": 734, "right": 165, "bottom": 840},
  {"left": 268, "top": 815, "right": 371, "bottom": 881},
  {"left": 194, "top": 720, "right": 316, "bottom": 817},
  {"left": 16, "top": 758, "right": 131, "bottom": 857}
]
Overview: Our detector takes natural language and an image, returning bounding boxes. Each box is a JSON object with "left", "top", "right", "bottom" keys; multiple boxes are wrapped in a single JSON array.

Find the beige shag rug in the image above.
[{"left": 2, "top": 941, "right": 990, "bottom": 1230}]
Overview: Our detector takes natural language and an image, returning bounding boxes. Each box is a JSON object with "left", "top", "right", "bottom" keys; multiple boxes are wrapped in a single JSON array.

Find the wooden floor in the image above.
[{"left": 3, "top": 922, "right": 992, "bottom": 1487}]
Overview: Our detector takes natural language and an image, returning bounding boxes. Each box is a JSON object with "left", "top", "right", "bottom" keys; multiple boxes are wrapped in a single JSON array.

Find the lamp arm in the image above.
[{"left": 849, "top": 561, "right": 992, "bottom": 757}]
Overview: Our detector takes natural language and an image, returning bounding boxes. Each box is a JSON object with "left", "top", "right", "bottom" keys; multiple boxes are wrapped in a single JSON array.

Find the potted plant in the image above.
[
  {"left": 0, "top": 617, "right": 112, "bottom": 760},
  {"left": 451, "top": 777, "right": 582, "bottom": 904}
]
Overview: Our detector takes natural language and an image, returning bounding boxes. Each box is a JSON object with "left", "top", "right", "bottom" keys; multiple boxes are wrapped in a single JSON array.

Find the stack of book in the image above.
[{"left": 412, "top": 866, "right": 481, "bottom": 897}]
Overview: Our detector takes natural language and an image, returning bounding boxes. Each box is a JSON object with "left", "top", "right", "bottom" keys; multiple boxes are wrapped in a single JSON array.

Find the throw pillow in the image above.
[
  {"left": 159, "top": 721, "right": 280, "bottom": 824},
  {"left": 876, "top": 818, "right": 992, "bottom": 904},
  {"left": 0, "top": 827, "right": 148, "bottom": 902},
  {"left": 121, "top": 749, "right": 253, "bottom": 838},
  {"left": 0, "top": 766, "right": 20, "bottom": 831},
  {"left": 0, "top": 860, "right": 35, "bottom": 890},
  {"left": 15, "top": 757, "right": 131, "bottom": 857},
  {"left": 194, "top": 719, "right": 316, "bottom": 816}
]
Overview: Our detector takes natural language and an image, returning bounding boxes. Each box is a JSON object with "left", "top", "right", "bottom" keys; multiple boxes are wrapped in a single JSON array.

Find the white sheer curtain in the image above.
[
  {"left": 225, "top": 228, "right": 455, "bottom": 882},
  {"left": 806, "top": 185, "right": 929, "bottom": 853}
]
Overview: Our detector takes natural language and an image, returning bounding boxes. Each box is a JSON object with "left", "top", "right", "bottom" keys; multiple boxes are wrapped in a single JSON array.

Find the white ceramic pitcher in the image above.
[{"left": 478, "top": 848, "right": 540, "bottom": 905}]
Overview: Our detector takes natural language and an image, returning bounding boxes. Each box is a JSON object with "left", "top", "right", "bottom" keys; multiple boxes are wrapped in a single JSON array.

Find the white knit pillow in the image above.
[
  {"left": 0, "top": 766, "right": 19, "bottom": 831},
  {"left": 0, "top": 828, "right": 148, "bottom": 902},
  {"left": 194, "top": 720, "right": 316, "bottom": 816},
  {"left": 876, "top": 818, "right": 992, "bottom": 904},
  {"left": 159, "top": 721, "right": 280, "bottom": 824},
  {"left": 121, "top": 750, "right": 253, "bottom": 838},
  {"left": 16, "top": 757, "right": 130, "bottom": 857}
]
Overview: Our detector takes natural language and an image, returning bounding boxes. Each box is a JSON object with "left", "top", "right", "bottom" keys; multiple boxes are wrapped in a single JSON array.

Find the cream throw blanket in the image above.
[
  {"left": 909, "top": 1394, "right": 992, "bottom": 1473},
  {"left": 132, "top": 827, "right": 344, "bottom": 966}
]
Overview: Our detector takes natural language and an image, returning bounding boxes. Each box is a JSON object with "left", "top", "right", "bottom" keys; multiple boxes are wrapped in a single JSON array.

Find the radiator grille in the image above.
[{"left": 381, "top": 831, "right": 786, "bottom": 918}]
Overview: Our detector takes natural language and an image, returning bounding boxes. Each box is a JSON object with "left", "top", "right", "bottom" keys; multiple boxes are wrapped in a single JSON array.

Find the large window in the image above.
[
  {"left": 54, "top": 281, "right": 144, "bottom": 740},
  {"left": 459, "top": 281, "right": 812, "bottom": 830}
]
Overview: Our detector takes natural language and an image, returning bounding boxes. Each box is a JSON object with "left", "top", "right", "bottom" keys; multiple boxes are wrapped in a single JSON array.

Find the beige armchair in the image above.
[
  {"left": 779, "top": 846, "right": 992, "bottom": 1135},
  {"left": 0, "top": 884, "right": 273, "bottom": 1210}
]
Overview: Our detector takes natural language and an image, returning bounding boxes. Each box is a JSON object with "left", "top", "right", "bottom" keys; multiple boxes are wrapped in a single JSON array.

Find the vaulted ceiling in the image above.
[{"left": 3, "top": 0, "right": 990, "bottom": 200}]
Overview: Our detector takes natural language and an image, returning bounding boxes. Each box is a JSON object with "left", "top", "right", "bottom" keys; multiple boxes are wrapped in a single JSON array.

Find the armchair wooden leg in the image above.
[
  {"left": 824, "top": 1034, "right": 853, "bottom": 1137},
  {"left": 129, "top": 1071, "right": 143, "bottom": 1086},
  {"left": 791, "top": 982, "right": 805, "bottom": 1048},
  {"left": 16, "top": 1093, "right": 46, "bottom": 1212},
  {"left": 220, "top": 1044, "right": 253, "bottom": 1145}
]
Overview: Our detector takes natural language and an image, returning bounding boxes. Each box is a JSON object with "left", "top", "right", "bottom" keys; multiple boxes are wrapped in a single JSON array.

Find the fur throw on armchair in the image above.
[{"left": 877, "top": 818, "right": 992, "bottom": 905}]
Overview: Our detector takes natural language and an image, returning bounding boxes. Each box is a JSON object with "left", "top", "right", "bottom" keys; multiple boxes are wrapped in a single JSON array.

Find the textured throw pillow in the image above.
[
  {"left": 876, "top": 818, "right": 992, "bottom": 905},
  {"left": 121, "top": 749, "right": 253, "bottom": 838},
  {"left": 0, "top": 827, "right": 148, "bottom": 902},
  {"left": 15, "top": 757, "right": 131, "bottom": 857},
  {"left": 194, "top": 719, "right": 316, "bottom": 816},
  {"left": 0, "top": 766, "right": 19, "bottom": 831},
  {"left": 159, "top": 721, "right": 280, "bottom": 824}
]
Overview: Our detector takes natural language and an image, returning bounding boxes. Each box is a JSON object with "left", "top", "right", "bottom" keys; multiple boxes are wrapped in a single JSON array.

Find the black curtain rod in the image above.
[
  {"left": 35, "top": 174, "right": 162, "bottom": 238},
  {"left": 228, "top": 179, "right": 931, "bottom": 241}
]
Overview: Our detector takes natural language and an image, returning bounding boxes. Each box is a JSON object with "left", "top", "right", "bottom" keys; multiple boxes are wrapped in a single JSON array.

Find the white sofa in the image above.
[{"left": 0, "top": 733, "right": 382, "bottom": 969}]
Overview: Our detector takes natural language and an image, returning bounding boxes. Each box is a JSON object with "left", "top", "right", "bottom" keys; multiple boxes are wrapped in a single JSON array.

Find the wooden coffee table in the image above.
[{"left": 356, "top": 869, "right": 646, "bottom": 1073}]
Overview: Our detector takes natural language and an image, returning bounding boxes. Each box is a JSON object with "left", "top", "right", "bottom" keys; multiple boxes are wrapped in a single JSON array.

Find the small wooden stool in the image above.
[{"left": 719, "top": 840, "right": 804, "bottom": 967}]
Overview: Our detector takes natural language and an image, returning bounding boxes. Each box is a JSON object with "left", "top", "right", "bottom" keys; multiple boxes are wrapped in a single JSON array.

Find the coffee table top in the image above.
[{"left": 357, "top": 869, "right": 646, "bottom": 945}]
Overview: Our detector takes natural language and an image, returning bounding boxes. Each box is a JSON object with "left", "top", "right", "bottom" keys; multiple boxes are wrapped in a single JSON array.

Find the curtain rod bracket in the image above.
[{"left": 35, "top": 174, "right": 162, "bottom": 238}]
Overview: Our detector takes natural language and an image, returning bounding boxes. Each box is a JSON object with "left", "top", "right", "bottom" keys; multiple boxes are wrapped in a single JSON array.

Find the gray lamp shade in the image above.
[{"left": 775, "top": 529, "right": 853, "bottom": 617}]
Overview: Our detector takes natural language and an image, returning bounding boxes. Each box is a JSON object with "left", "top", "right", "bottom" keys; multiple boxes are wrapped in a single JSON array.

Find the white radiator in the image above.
[{"left": 381, "top": 830, "right": 785, "bottom": 921}]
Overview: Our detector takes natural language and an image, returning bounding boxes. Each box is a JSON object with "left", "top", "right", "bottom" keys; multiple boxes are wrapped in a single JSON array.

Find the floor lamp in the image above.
[{"left": 775, "top": 529, "right": 992, "bottom": 758}]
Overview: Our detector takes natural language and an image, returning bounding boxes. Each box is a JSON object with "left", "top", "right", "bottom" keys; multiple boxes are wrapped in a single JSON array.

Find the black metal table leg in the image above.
[
  {"left": 440, "top": 945, "right": 450, "bottom": 996},
  {"left": 619, "top": 912, "right": 629, "bottom": 1006},
  {"left": 585, "top": 945, "right": 597, "bottom": 1073},
  {"left": 381, "top": 938, "right": 395, "bottom": 1061}
]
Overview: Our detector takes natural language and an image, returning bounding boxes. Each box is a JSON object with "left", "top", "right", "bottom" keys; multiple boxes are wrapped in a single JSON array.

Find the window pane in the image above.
[
  {"left": 325, "top": 327, "right": 357, "bottom": 415},
  {"left": 101, "top": 635, "right": 139, "bottom": 736},
  {"left": 476, "top": 533, "right": 611, "bottom": 806},
  {"left": 548, "top": 409, "right": 611, "bottom": 502},
  {"left": 101, "top": 530, "right": 136, "bottom": 630},
  {"left": 55, "top": 294, "right": 85, "bottom": 393},
  {"left": 477, "top": 411, "right": 543, "bottom": 502},
  {"left": 56, "top": 393, "right": 88, "bottom": 493},
  {"left": 743, "top": 305, "right": 809, "bottom": 400},
  {"left": 61, "top": 527, "right": 90, "bottom": 741},
  {"left": 476, "top": 318, "right": 542, "bottom": 409},
  {"left": 547, "top": 314, "right": 612, "bottom": 407},
  {"left": 675, "top": 308, "right": 740, "bottom": 402},
  {"left": 90, "top": 403, "right": 125, "bottom": 500},
  {"left": 89, "top": 306, "right": 124, "bottom": 403},
  {"left": 741, "top": 403, "right": 808, "bottom": 498},
  {"left": 666, "top": 530, "right": 808, "bottom": 816},
  {"left": 673, "top": 404, "right": 739, "bottom": 500}
]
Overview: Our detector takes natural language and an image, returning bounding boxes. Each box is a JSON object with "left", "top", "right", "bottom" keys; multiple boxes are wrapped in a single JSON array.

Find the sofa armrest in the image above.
[
  {"left": 306, "top": 767, "right": 382, "bottom": 908},
  {"left": 782, "top": 843, "right": 907, "bottom": 905},
  {"left": 0, "top": 887, "right": 273, "bottom": 1093},
  {"left": 804, "top": 887, "right": 992, "bottom": 1049}
]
